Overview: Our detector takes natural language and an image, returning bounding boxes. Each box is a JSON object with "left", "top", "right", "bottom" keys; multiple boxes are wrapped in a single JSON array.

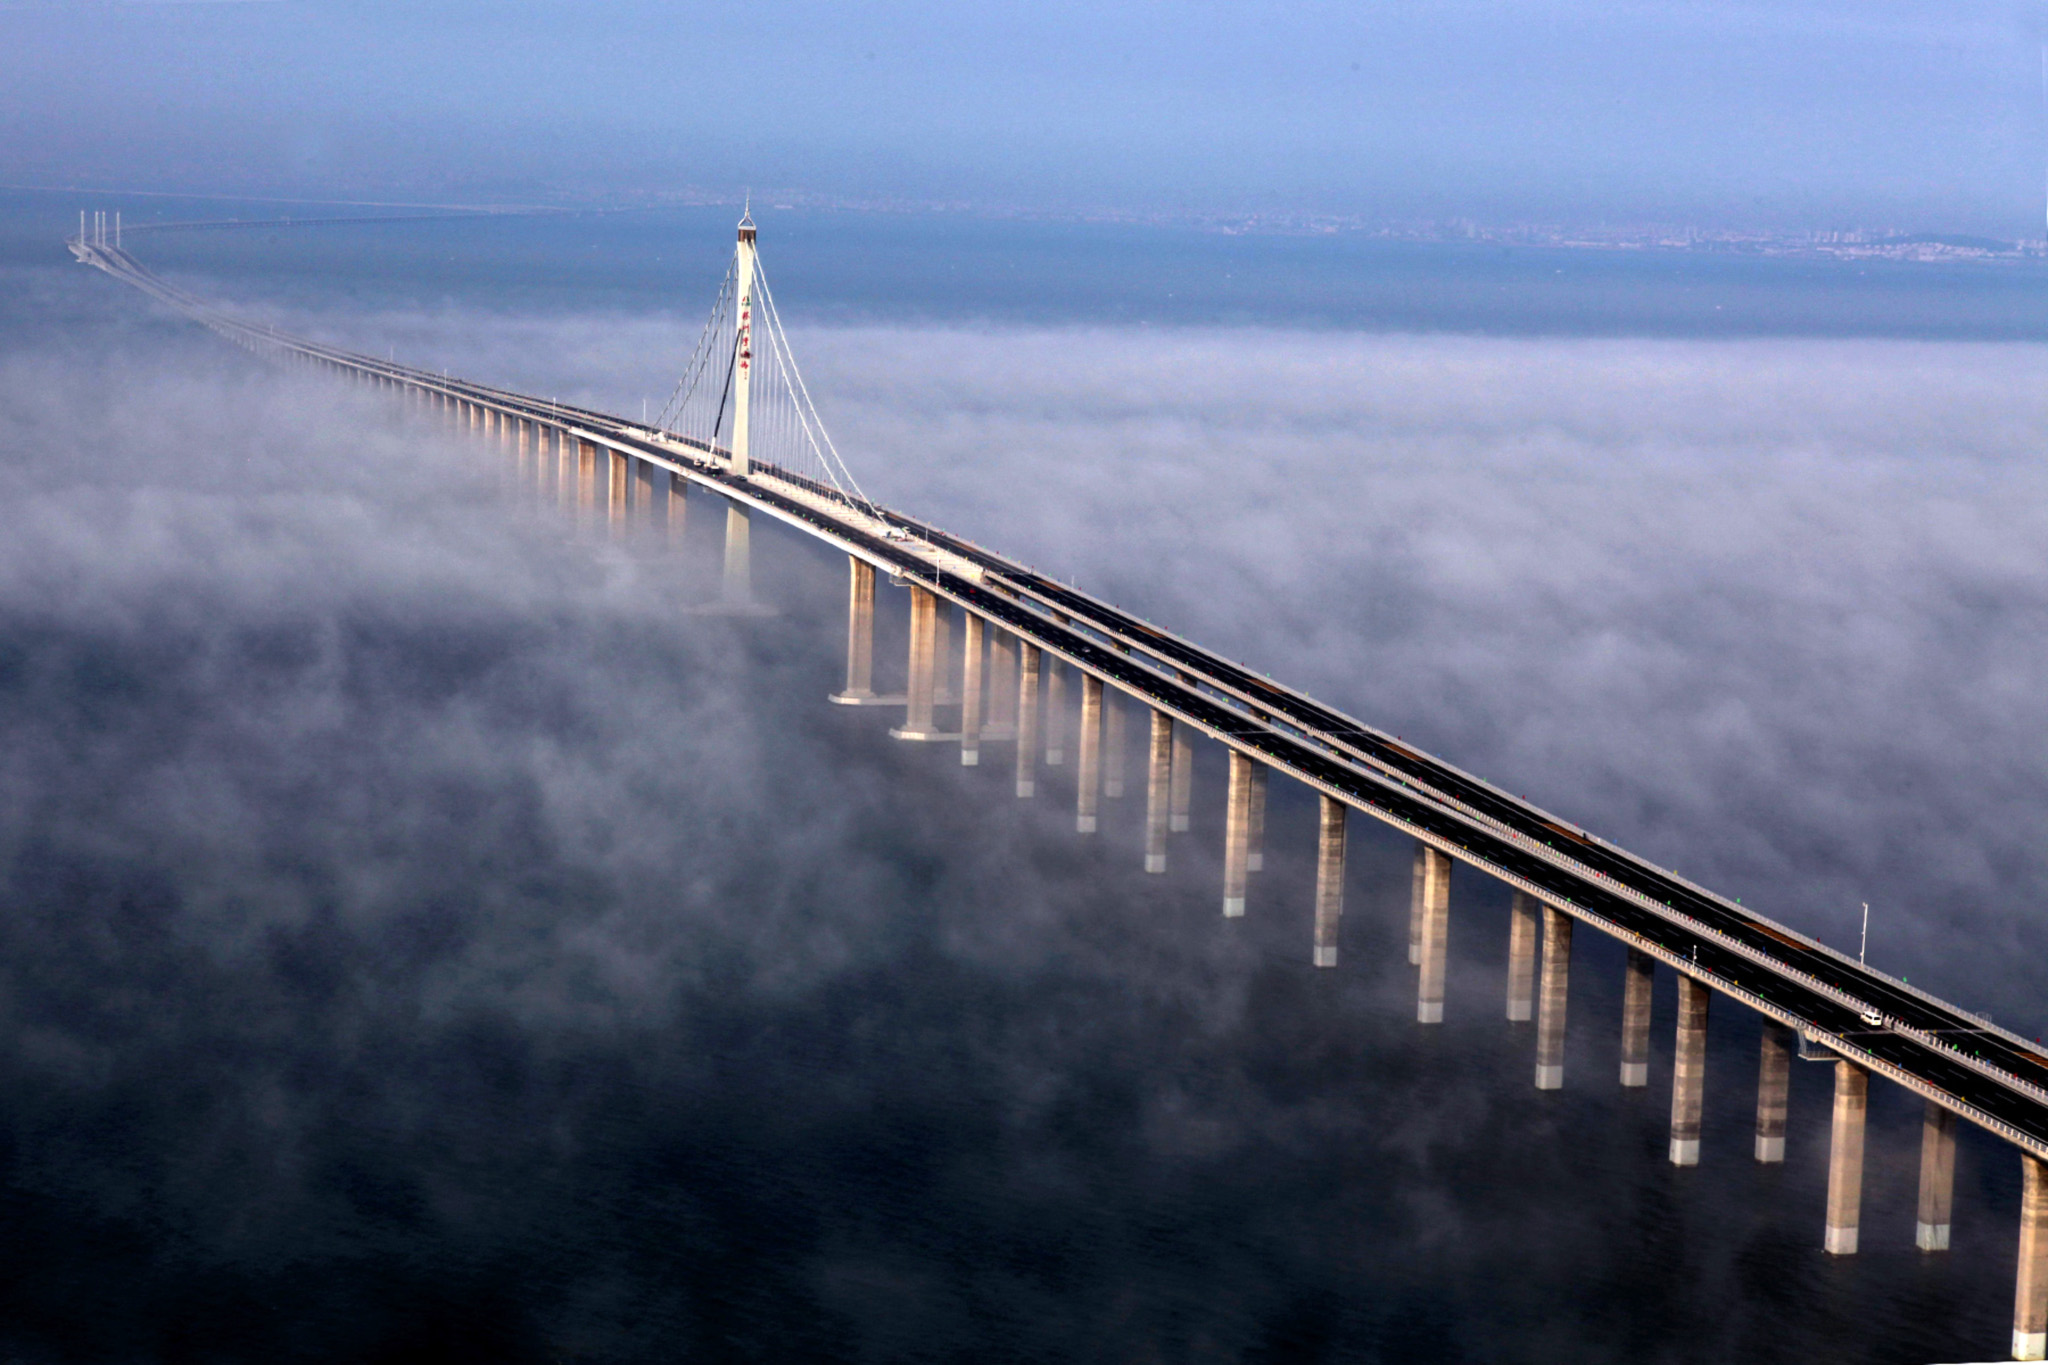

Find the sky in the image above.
[{"left": 2, "top": 0, "right": 2047, "bottom": 231}]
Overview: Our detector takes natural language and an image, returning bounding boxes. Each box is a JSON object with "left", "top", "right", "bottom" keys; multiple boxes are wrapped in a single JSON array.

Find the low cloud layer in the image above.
[
  {"left": 302, "top": 297, "right": 2048, "bottom": 1022},
  {"left": 4, "top": 265, "right": 2044, "bottom": 1360},
  {"left": 816, "top": 326, "right": 2048, "bottom": 1017}
]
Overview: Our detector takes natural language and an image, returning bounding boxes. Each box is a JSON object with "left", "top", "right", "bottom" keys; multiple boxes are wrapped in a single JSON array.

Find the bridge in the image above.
[{"left": 68, "top": 207, "right": 2048, "bottom": 1360}]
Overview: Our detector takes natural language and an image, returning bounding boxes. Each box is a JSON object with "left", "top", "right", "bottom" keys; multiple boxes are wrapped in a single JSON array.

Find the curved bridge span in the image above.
[{"left": 68, "top": 219, "right": 2048, "bottom": 1359}]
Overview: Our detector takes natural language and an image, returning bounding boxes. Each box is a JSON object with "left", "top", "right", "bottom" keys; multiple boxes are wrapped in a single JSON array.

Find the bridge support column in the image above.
[
  {"left": 1506, "top": 891, "right": 1538, "bottom": 1022},
  {"left": 1313, "top": 795, "right": 1347, "bottom": 965},
  {"left": 1621, "top": 949, "right": 1654, "bottom": 1087},
  {"left": 722, "top": 503, "right": 751, "bottom": 604},
  {"left": 1044, "top": 661, "right": 1065, "bottom": 766},
  {"left": 514, "top": 420, "right": 528, "bottom": 484},
  {"left": 983, "top": 632, "right": 1018, "bottom": 741},
  {"left": 1015, "top": 644, "right": 1041, "bottom": 797},
  {"left": 831, "top": 559, "right": 877, "bottom": 703},
  {"left": 1222, "top": 753, "right": 1252, "bottom": 917},
  {"left": 608, "top": 451, "right": 629, "bottom": 537},
  {"left": 636, "top": 461, "right": 663, "bottom": 536},
  {"left": 959, "top": 614, "right": 984, "bottom": 766},
  {"left": 1145, "top": 709, "right": 1172, "bottom": 873},
  {"left": 1916, "top": 1101, "right": 1957, "bottom": 1251},
  {"left": 1824, "top": 1060, "right": 1868, "bottom": 1255},
  {"left": 1409, "top": 844, "right": 1428, "bottom": 965},
  {"left": 2016, "top": 1155, "right": 2048, "bottom": 1360},
  {"left": 1076, "top": 675, "right": 1102, "bottom": 831},
  {"left": 578, "top": 440, "right": 599, "bottom": 528},
  {"left": 1535, "top": 904, "right": 1571, "bottom": 1089},
  {"left": 533, "top": 426, "right": 551, "bottom": 501},
  {"left": 1669, "top": 975, "right": 1710, "bottom": 1166},
  {"left": 1169, "top": 721, "right": 1193, "bottom": 833},
  {"left": 667, "top": 473, "right": 687, "bottom": 546},
  {"left": 1247, "top": 764, "right": 1266, "bottom": 871},
  {"left": 1755, "top": 1023, "right": 1791, "bottom": 1162},
  {"left": 891, "top": 586, "right": 954, "bottom": 741},
  {"left": 933, "top": 605, "right": 954, "bottom": 706},
  {"left": 1416, "top": 845, "right": 1451, "bottom": 1023},
  {"left": 558, "top": 435, "right": 576, "bottom": 515},
  {"left": 1102, "top": 691, "right": 1126, "bottom": 798}
]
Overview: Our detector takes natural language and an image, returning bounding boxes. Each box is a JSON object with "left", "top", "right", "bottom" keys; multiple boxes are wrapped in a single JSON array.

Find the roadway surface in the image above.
[{"left": 71, "top": 233, "right": 2048, "bottom": 1165}]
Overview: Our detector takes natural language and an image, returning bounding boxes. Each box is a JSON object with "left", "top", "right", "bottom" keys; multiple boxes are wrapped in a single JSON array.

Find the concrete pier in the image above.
[
  {"left": 1755, "top": 1023, "right": 1791, "bottom": 1163},
  {"left": 1823, "top": 1060, "right": 1868, "bottom": 1255},
  {"left": 1076, "top": 675, "right": 1102, "bottom": 831},
  {"left": 1222, "top": 752, "right": 1252, "bottom": 916},
  {"left": 607, "top": 452, "right": 628, "bottom": 535},
  {"left": 2017, "top": 1155, "right": 2048, "bottom": 1360},
  {"left": 1313, "top": 795, "right": 1347, "bottom": 966},
  {"left": 1670, "top": 975, "right": 1710, "bottom": 1165},
  {"left": 578, "top": 440, "right": 598, "bottom": 527},
  {"left": 668, "top": 473, "right": 687, "bottom": 546},
  {"left": 1102, "top": 692, "right": 1126, "bottom": 798},
  {"left": 1408, "top": 843, "right": 1428, "bottom": 965},
  {"left": 1015, "top": 644, "right": 1041, "bottom": 798},
  {"left": 1145, "top": 709, "right": 1172, "bottom": 873},
  {"left": 1621, "top": 949, "right": 1654, "bottom": 1087},
  {"left": 1246, "top": 764, "right": 1266, "bottom": 872},
  {"left": 959, "top": 614, "right": 984, "bottom": 766},
  {"left": 983, "top": 631, "right": 1018, "bottom": 741},
  {"left": 890, "top": 586, "right": 957, "bottom": 741},
  {"left": 558, "top": 434, "right": 575, "bottom": 516},
  {"left": 1169, "top": 721, "right": 1193, "bottom": 833},
  {"left": 635, "top": 461, "right": 663, "bottom": 535},
  {"left": 1044, "top": 661, "right": 1065, "bottom": 766},
  {"left": 830, "top": 559, "right": 877, "bottom": 703},
  {"left": 722, "top": 502, "right": 752, "bottom": 604},
  {"left": 1535, "top": 904, "right": 1572, "bottom": 1089},
  {"left": 932, "top": 604, "right": 955, "bottom": 706},
  {"left": 1506, "top": 891, "right": 1538, "bottom": 1022},
  {"left": 1416, "top": 845, "right": 1451, "bottom": 1024},
  {"left": 1916, "top": 1100, "right": 1957, "bottom": 1251}
]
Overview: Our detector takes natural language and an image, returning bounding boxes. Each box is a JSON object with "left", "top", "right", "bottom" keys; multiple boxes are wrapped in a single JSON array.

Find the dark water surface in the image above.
[{"left": 0, "top": 193, "right": 2029, "bottom": 1362}]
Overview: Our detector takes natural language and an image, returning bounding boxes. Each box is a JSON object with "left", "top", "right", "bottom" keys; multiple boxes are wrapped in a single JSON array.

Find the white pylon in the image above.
[{"left": 731, "top": 207, "right": 757, "bottom": 477}]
